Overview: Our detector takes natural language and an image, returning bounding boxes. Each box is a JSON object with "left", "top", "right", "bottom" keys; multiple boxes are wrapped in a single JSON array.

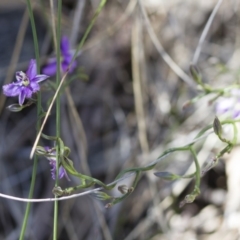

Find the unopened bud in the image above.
[
  {"left": 117, "top": 185, "right": 134, "bottom": 194},
  {"left": 179, "top": 194, "right": 196, "bottom": 208},
  {"left": 154, "top": 171, "right": 179, "bottom": 181},
  {"left": 213, "top": 117, "right": 222, "bottom": 137},
  {"left": 118, "top": 185, "right": 129, "bottom": 194},
  {"left": 94, "top": 191, "right": 112, "bottom": 201},
  {"left": 190, "top": 64, "right": 202, "bottom": 84},
  {"left": 201, "top": 157, "right": 218, "bottom": 176},
  {"left": 35, "top": 146, "right": 47, "bottom": 155},
  {"left": 7, "top": 104, "right": 23, "bottom": 112},
  {"left": 52, "top": 186, "right": 64, "bottom": 197},
  {"left": 105, "top": 203, "right": 113, "bottom": 208}
]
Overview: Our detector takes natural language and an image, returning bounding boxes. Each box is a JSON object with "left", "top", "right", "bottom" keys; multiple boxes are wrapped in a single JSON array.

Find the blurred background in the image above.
[{"left": 1, "top": 0, "right": 240, "bottom": 239}]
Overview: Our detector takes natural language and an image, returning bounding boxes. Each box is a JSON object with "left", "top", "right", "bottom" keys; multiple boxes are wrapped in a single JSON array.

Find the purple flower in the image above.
[
  {"left": 44, "top": 147, "right": 70, "bottom": 181},
  {"left": 2, "top": 59, "right": 49, "bottom": 106},
  {"left": 42, "top": 36, "right": 77, "bottom": 76},
  {"left": 215, "top": 89, "right": 240, "bottom": 119}
]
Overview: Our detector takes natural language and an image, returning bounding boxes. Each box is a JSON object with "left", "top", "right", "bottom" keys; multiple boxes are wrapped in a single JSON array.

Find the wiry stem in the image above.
[
  {"left": 19, "top": 0, "right": 41, "bottom": 239},
  {"left": 53, "top": 0, "right": 62, "bottom": 238}
]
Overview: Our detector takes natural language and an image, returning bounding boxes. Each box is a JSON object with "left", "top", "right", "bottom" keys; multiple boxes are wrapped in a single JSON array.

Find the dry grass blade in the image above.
[
  {"left": 83, "top": 0, "right": 137, "bottom": 52},
  {"left": 70, "top": 0, "right": 86, "bottom": 45},
  {"left": 65, "top": 88, "right": 90, "bottom": 175},
  {"left": 192, "top": 0, "right": 224, "bottom": 64},
  {"left": 138, "top": 0, "right": 195, "bottom": 88},
  {"left": 30, "top": 72, "right": 68, "bottom": 159},
  {"left": 131, "top": 7, "right": 149, "bottom": 153}
]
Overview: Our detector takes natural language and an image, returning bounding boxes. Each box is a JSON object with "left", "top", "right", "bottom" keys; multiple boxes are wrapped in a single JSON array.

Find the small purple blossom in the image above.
[
  {"left": 215, "top": 89, "right": 240, "bottom": 119},
  {"left": 44, "top": 147, "right": 70, "bottom": 181},
  {"left": 42, "top": 36, "right": 77, "bottom": 76},
  {"left": 2, "top": 59, "right": 49, "bottom": 106}
]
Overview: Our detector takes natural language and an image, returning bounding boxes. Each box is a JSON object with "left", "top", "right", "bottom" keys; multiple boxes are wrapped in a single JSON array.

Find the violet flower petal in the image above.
[
  {"left": 3, "top": 83, "right": 21, "bottom": 97},
  {"left": 16, "top": 71, "right": 25, "bottom": 82},
  {"left": 24, "top": 87, "right": 33, "bottom": 98},
  {"left": 19, "top": 90, "right": 27, "bottom": 105},
  {"left": 44, "top": 146, "right": 51, "bottom": 151},
  {"left": 233, "top": 110, "right": 240, "bottom": 119},
  {"left": 29, "top": 81, "right": 40, "bottom": 93},
  {"left": 42, "top": 61, "right": 57, "bottom": 76},
  {"left": 61, "top": 36, "right": 70, "bottom": 56},
  {"left": 45, "top": 147, "right": 70, "bottom": 181},
  {"left": 43, "top": 36, "right": 77, "bottom": 76},
  {"left": 59, "top": 166, "right": 66, "bottom": 179},
  {"left": 62, "top": 58, "right": 77, "bottom": 73},
  {"left": 26, "top": 59, "right": 37, "bottom": 80},
  {"left": 49, "top": 161, "right": 70, "bottom": 180},
  {"left": 3, "top": 59, "right": 49, "bottom": 105},
  {"left": 232, "top": 102, "right": 240, "bottom": 119},
  {"left": 32, "top": 74, "right": 49, "bottom": 83},
  {"left": 59, "top": 166, "right": 70, "bottom": 181},
  {"left": 50, "top": 160, "right": 57, "bottom": 180},
  {"left": 61, "top": 62, "right": 69, "bottom": 73},
  {"left": 215, "top": 98, "right": 234, "bottom": 115}
]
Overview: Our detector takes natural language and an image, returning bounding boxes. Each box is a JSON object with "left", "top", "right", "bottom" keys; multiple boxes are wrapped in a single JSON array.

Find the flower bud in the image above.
[
  {"left": 118, "top": 185, "right": 129, "bottom": 194},
  {"left": 201, "top": 157, "right": 218, "bottom": 176},
  {"left": 35, "top": 146, "right": 47, "bottom": 155},
  {"left": 94, "top": 191, "right": 112, "bottom": 201},
  {"left": 189, "top": 64, "right": 202, "bottom": 84},
  {"left": 154, "top": 171, "right": 179, "bottom": 181},
  {"left": 7, "top": 104, "right": 23, "bottom": 112},
  {"left": 179, "top": 194, "right": 196, "bottom": 208},
  {"left": 117, "top": 185, "right": 134, "bottom": 194},
  {"left": 213, "top": 117, "right": 222, "bottom": 137},
  {"left": 105, "top": 203, "right": 113, "bottom": 208},
  {"left": 52, "top": 186, "right": 64, "bottom": 196}
]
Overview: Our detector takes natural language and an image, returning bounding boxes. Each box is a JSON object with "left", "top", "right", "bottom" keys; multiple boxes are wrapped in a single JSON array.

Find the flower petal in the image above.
[
  {"left": 233, "top": 110, "right": 240, "bottom": 119},
  {"left": 61, "top": 36, "right": 70, "bottom": 56},
  {"left": 18, "top": 89, "right": 27, "bottom": 105},
  {"left": 3, "top": 83, "right": 21, "bottom": 96},
  {"left": 44, "top": 146, "right": 51, "bottom": 151},
  {"left": 59, "top": 166, "right": 66, "bottom": 179},
  {"left": 215, "top": 98, "right": 234, "bottom": 115},
  {"left": 24, "top": 87, "right": 33, "bottom": 98},
  {"left": 29, "top": 81, "right": 40, "bottom": 93},
  {"left": 232, "top": 101, "right": 240, "bottom": 119},
  {"left": 32, "top": 74, "right": 49, "bottom": 83},
  {"left": 26, "top": 59, "right": 37, "bottom": 80},
  {"left": 42, "top": 61, "right": 57, "bottom": 76},
  {"left": 49, "top": 160, "right": 57, "bottom": 179},
  {"left": 16, "top": 71, "right": 25, "bottom": 82},
  {"left": 62, "top": 57, "right": 77, "bottom": 73},
  {"left": 59, "top": 166, "right": 70, "bottom": 181}
]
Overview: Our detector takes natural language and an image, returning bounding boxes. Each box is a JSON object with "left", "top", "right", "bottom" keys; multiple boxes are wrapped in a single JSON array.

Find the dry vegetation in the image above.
[{"left": 1, "top": 0, "right": 240, "bottom": 239}]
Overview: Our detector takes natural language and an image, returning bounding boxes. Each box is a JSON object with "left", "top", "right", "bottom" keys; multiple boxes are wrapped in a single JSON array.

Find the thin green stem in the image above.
[
  {"left": 19, "top": 156, "right": 38, "bottom": 240},
  {"left": 29, "top": 0, "right": 108, "bottom": 160},
  {"left": 53, "top": 0, "right": 62, "bottom": 239},
  {"left": 190, "top": 146, "right": 201, "bottom": 190},
  {"left": 232, "top": 122, "right": 238, "bottom": 145},
  {"left": 69, "top": 0, "right": 107, "bottom": 68},
  {"left": 19, "top": 0, "right": 41, "bottom": 239}
]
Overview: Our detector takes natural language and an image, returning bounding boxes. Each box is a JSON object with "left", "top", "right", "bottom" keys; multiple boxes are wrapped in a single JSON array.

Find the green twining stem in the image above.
[
  {"left": 55, "top": 117, "right": 239, "bottom": 207},
  {"left": 110, "top": 171, "right": 141, "bottom": 206},
  {"left": 68, "top": 0, "right": 107, "bottom": 69},
  {"left": 53, "top": 0, "right": 62, "bottom": 239},
  {"left": 19, "top": 0, "right": 41, "bottom": 239},
  {"left": 189, "top": 147, "right": 200, "bottom": 191},
  {"left": 115, "top": 146, "right": 190, "bottom": 180}
]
